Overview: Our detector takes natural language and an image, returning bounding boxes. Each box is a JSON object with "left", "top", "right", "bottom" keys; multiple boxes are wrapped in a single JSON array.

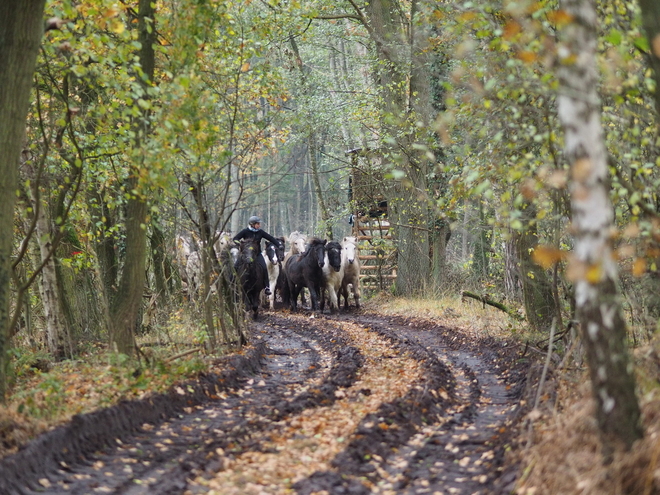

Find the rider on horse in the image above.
[{"left": 233, "top": 216, "right": 282, "bottom": 295}]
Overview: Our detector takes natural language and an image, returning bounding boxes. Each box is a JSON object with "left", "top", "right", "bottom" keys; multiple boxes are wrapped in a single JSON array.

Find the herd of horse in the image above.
[{"left": 176, "top": 231, "right": 361, "bottom": 320}]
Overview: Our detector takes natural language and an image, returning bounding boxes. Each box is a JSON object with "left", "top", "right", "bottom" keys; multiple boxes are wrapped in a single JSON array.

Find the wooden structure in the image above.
[{"left": 346, "top": 149, "right": 397, "bottom": 292}]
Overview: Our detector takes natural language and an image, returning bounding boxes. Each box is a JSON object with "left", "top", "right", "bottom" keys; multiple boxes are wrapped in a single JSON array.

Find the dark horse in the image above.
[
  {"left": 285, "top": 238, "right": 327, "bottom": 311},
  {"left": 235, "top": 238, "right": 268, "bottom": 319}
]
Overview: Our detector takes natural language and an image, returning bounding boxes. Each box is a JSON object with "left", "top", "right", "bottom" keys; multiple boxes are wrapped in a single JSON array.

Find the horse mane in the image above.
[
  {"left": 298, "top": 237, "right": 325, "bottom": 258},
  {"left": 240, "top": 238, "right": 260, "bottom": 248}
]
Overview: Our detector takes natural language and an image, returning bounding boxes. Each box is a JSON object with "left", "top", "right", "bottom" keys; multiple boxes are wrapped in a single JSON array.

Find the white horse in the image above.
[
  {"left": 286, "top": 231, "right": 307, "bottom": 257},
  {"left": 185, "top": 250, "right": 202, "bottom": 302},
  {"left": 340, "top": 236, "right": 361, "bottom": 309},
  {"left": 174, "top": 235, "right": 193, "bottom": 299},
  {"left": 214, "top": 231, "right": 238, "bottom": 265}
]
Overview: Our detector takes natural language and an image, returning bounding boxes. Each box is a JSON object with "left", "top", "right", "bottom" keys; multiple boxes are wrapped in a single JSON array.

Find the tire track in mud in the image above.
[
  {"left": 352, "top": 315, "right": 519, "bottom": 495},
  {"left": 292, "top": 314, "right": 523, "bottom": 495},
  {"left": 0, "top": 312, "right": 528, "bottom": 495},
  {"left": 0, "top": 318, "right": 363, "bottom": 495}
]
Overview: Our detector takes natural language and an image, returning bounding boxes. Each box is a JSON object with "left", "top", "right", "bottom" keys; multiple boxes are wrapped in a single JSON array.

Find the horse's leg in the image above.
[
  {"left": 352, "top": 278, "right": 361, "bottom": 308},
  {"left": 268, "top": 268, "right": 278, "bottom": 310},
  {"left": 280, "top": 274, "right": 290, "bottom": 307},
  {"left": 252, "top": 294, "right": 259, "bottom": 319},
  {"left": 328, "top": 285, "right": 339, "bottom": 313},
  {"left": 308, "top": 281, "right": 321, "bottom": 311},
  {"left": 340, "top": 282, "right": 349, "bottom": 309},
  {"left": 319, "top": 287, "right": 326, "bottom": 312},
  {"left": 289, "top": 280, "right": 299, "bottom": 311}
]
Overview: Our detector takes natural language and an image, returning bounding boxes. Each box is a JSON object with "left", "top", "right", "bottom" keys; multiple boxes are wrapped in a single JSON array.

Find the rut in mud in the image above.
[{"left": 0, "top": 311, "right": 532, "bottom": 495}]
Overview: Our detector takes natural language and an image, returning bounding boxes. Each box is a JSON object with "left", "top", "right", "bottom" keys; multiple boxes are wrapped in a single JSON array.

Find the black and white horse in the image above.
[
  {"left": 284, "top": 238, "right": 326, "bottom": 311},
  {"left": 262, "top": 237, "right": 285, "bottom": 310},
  {"left": 321, "top": 240, "right": 343, "bottom": 313}
]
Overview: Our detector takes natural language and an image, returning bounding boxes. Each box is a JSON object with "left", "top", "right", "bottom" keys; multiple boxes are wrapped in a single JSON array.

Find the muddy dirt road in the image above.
[{"left": 0, "top": 311, "right": 531, "bottom": 494}]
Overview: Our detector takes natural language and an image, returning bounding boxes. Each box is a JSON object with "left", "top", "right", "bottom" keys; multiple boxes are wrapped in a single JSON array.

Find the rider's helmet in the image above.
[{"left": 248, "top": 215, "right": 262, "bottom": 226}]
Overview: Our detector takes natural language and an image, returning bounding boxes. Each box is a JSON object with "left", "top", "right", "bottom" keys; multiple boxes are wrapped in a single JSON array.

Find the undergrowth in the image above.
[{"left": 0, "top": 306, "right": 228, "bottom": 458}]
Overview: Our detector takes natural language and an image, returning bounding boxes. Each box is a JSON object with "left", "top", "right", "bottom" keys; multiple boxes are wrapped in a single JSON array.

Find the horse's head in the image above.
[
  {"left": 289, "top": 231, "right": 308, "bottom": 255},
  {"left": 342, "top": 236, "right": 357, "bottom": 264},
  {"left": 326, "top": 241, "right": 342, "bottom": 272},
  {"left": 264, "top": 241, "right": 278, "bottom": 265},
  {"left": 239, "top": 239, "right": 260, "bottom": 264},
  {"left": 307, "top": 238, "right": 327, "bottom": 268},
  {"left": 213, "top": 231, "right": 232, "bottom": 256},
  {"left": 275, "top": 237, "right": 286, "bottom": 263}
]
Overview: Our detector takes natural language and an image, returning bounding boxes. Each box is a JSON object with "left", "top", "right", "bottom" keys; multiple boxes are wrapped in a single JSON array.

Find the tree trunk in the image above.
[
  {"left": 109, "top": 0, "right": 156, "bottom": 356},
  {"left": 150, "top": 220, "right": 168, "bottom": 302},
  {"left": 516, "top": 201, "right": 556, "bottom": 332},
  {"left": 0, "top": 0, "right": 46, "bottom": 399},
  {"left": 184, "top": 174, "right": 218, "bottom": 350},
  {"left": 110, "top": 177, "right": 148, "bottom": 354},
  {"left": 558, "top": 0, "right": 642, "bottom": 456},
  {"left": 636, "top": 0, "right": 660, "bottom": 337},
  {"left": 308, "top": 138, "right": 332, "bottom": 239},
  {"left": 29, "top": 183, "right": 70, "bottom": 358},
  {"left": 472, "top": 202, "right": 490, "bottom": 280},
  {"left": 503, "top": 237, "right": 522, "bottom": 301},
  {"left": 638, "top": 0, "right": 660, "bottom": 118},
  {"left": 360, "top": 0, "right": 431, "bottom": 295},
  {"left": 430, "top": 218, "right": 451, "bottom": 292}
]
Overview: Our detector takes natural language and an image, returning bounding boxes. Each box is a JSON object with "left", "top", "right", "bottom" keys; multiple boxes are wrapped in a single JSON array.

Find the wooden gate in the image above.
[{"left": 346, "top": 149, "right": 397, "bottom": 292}]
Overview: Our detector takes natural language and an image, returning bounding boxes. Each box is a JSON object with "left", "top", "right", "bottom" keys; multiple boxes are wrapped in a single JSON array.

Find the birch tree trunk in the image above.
[
  {"left": 557, "top": 0, "right": 642, "bottom": 455},
  {"left": 28, "top": 184, "right": 70, "bottom": 358},
  {"left": 0, "top": 0, "right": 46, "bottom": 399}
]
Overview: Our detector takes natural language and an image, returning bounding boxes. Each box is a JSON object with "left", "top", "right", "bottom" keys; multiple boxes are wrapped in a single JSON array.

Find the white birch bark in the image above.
[
  {"left": 29, "top": 191, "right": 68, "bottom": 358},
  {"left": 557, "top": 0, "right": 642, "bottom": 454}
]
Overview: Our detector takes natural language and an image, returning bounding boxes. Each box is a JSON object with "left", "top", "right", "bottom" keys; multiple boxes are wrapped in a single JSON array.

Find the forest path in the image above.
[{"left": 0, "top": 311, "right": 530, "bottom": 495}]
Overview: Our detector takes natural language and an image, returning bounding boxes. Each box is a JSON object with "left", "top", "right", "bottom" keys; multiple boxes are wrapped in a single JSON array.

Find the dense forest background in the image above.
[{"left": 2, "top": 0, "right": 660, "bottom": 458}]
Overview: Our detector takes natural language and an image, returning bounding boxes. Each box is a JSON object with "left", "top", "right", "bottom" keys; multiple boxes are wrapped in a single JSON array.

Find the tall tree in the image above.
[
  {"left": 0, "top": 0, "right": 47, "bottom": 399},
  {"left": 557, "top": 0, "right": 642, "bottom": 456},
  {"left": 347, "top": 0, "right": 432, "bottom": 295},
  {"left": 109, "top": 0, "right": 157, "bottom": 355}
]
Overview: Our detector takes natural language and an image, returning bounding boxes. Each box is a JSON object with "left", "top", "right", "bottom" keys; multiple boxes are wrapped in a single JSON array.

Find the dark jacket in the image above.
[{"left": 233, "top": 228, "right": 279, "bottom": 248}]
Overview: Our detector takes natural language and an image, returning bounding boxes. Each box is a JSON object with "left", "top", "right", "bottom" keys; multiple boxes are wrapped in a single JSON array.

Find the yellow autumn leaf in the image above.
[
  {"left": 503, "top": 20, "right": 521, "bottom": 40},
  {"left": 547, "top": 9, "right": 574, "bottom": 27},
  {"left": 110, "top": 20, "right": 125, "bottom": 34},
  {"left": 632, "top": 258, "right": 647, "bottom": 277},
  {"left": 517, "top": 50, "right": 537, "bottom": 63},
  {"left": 532, "top": 245, "right": 565, "bottom": 269},
  {"left": 585, "top": 263, "right": 602, "bottom": 283},
  {"left": 241, "top": 62, "right": 250, "bottom": 72},
  {"left": 104, "top": 6, "right": 120, "bottom": 18}
]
